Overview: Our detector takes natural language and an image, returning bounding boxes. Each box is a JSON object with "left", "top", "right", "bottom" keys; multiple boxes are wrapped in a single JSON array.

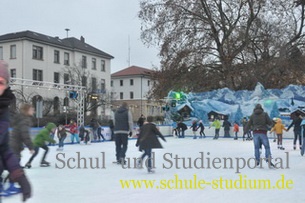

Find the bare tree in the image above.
[
  {"left": 61, "top": 64, "right": 110, "bottom": 117},
  {"left": 139, "top": 0, "right": 305, "bottom": 98}
]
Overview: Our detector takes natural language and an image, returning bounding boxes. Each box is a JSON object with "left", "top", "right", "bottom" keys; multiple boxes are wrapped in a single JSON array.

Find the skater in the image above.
[
  {"left": 171, "top": 121, "right": 178, "bottom": 138},
  {"left": 287, "top": 112, "right": 302, "bottom": 150},
  {"left": 79, "top": 124, "right": 90, "bottom": 144},
  {"left": 57, "top": 125, "right": 67, "bottom": 151},
  {"left": 108, "top": 119, "right": 114, "bottom": 141},
  {"left": 68, "top": 119, "right": 79, "bottom": 144},
  {"left": 244, "top": 104, "right": 275, "bottom": 167},
  {"left": 198, "top": 120, "right": 206, "bottom": 138},
  {"left": 135, "top": 116, "right": 166, "bottom": 173},
  {"left": 271, "top": 118, "right": 278, "bottom": 142},
  {"left": 210, "top": 117, "right": 221, "bottom": 139},
  {"left": 242, "top": 117, "right": 252, "bottom": 141},
  {"left": 113, "top": 102, "right": 133, "bottom": 164},
  {"left": 0, "top": 60, "right": 31, "bottom": 201},
  {"left": 177, "top": 121, "right": 187, "bottom": 138},
  {"left": 97, "top": 126, "right": 106, "bottom": 142},
  {"left": 270, "top": 118, "right": 287, "bottom": 150},
  {"left": 90, "top": 118, "right": 99, "bottom": 141},
  {"left": 233, "top": 121, "right": 239, "bottom": 140},
  {"left": 8, "top": 103, "right": 35, "bottom": 194},
  {"left": 190, "top": 119, "right": 198, "bottom": 139},
  {"left": 137, "top": 114, "right": 145, "bottom": 127},
  {"left": 25, "top": 122, "right": 57, "bottom": 168},
  {"left": 222, "top": 118, "right": 231, "bottom": 138},
  {"left": 301, "top": 118, "right": 305, "bottom": 156}
]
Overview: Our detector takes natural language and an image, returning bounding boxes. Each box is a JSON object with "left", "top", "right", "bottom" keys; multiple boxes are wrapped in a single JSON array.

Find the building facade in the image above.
[
  {"left": 111, "top": 66, "right": 163, "bottom": 121},
  {"left": 0, "top": 30, "right": 113, "bottom": 120}
]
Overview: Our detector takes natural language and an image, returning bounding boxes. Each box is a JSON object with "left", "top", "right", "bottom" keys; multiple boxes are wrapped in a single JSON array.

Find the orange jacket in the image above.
[
  {"left": 233, "top": 124, "right": 239, "bottom": 132},
  {"left": 270, "top": 119, "right": 287, "bottom": 134}
]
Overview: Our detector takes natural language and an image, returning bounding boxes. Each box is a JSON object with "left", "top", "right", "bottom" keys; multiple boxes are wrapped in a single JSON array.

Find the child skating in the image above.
[
  {"left": 25, "top": 123, "right": 57, "bottom": 168},
  {"left": 57, "top": 125, "right": 67, "bottom": 151},
  {"left": 270, "top": 118, "right": 287, "bottom": 150},
  {"left": 198, "top": 120, "right": 206, "bottom": 138},
  {"left": 233, "top": 121, "right": 239, "bottom": 140},
  {"left": 190, "top": 120, "right": 198, "bottom": 139}
]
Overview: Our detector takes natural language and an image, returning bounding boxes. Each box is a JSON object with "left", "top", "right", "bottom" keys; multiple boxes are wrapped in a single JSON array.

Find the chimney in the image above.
[{"left": 80, "top": 36, "right": 85, "bottom": 43}]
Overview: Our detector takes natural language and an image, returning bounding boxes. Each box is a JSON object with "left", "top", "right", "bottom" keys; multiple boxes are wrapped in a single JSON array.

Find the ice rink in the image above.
[{"left": 3, "top": 136, "right": 305, "bottom": 203}]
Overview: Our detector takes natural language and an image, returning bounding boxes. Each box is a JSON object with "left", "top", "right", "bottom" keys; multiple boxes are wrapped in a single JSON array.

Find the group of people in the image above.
[{"left": 113, "top": 102, "right": 166, "bottom": 173}]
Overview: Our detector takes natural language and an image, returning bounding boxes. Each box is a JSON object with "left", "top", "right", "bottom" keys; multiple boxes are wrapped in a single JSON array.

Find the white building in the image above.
[
  {"left": 0, "top": 30, "right": 113, "bottom": 120},
  {"left": 111, "top": 66, "right": 163, "bottom": 121}
]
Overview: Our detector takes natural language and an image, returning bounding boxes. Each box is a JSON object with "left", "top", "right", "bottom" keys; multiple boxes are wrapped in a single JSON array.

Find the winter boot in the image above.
[
  {"left": 119, "top": 158, "right": 126, "bottom": 165},
  {"left": 4, "top": 183, "right": 21, "bottom": 195},
  {"left": 40, "top": 160, "right": 50, "bottom": 167},
  {"left": 136, "top": 159, "right": 143, "bottom": 169},
  {"left": 147, "top": 168, "right": 155, "bottom": 173},
  {"left": 24, "top": 162, "right": 31, "bottom": 169},
  {"left": 293, "top": 145, "right": 296, "bottom": 150}
]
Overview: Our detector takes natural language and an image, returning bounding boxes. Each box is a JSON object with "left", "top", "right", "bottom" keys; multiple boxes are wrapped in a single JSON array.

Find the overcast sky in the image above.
[{"left": 0, "top": 0, "right": 160, "bottom": 73}]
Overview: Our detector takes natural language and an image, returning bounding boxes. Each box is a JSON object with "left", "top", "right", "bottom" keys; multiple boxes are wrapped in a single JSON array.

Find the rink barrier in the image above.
[{"left": 11, "top": 125, "right": 295, "bottom": 146}]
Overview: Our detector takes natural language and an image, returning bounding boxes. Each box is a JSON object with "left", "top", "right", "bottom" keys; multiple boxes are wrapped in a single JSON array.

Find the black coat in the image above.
[
  {"left": 136, "top": 123, "right": 166, "bottom": 151},
  {"left": 0, "top": 87, "right": 21, "bottom": 174}
]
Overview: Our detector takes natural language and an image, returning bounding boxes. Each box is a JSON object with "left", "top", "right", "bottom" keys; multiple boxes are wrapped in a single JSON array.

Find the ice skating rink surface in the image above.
[{"left": 4, "top": 136, "right": 305, "bottom": 203}]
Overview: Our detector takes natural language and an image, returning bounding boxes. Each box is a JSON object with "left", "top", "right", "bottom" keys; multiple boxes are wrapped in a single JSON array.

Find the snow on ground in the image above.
[{"left": 3, "top": 135, "right": 305, "bottom": 203}]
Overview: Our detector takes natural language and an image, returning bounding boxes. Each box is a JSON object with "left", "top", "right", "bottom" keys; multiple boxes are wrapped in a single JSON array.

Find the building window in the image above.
[
  {"left": 101, "top": 79, "right": 105, "bottom": 91},
  {"left": 147, "top": 80, "right": 150, "bottom": 86},
  {"left": 82, "top": 76, "right": 87, "bottom": 86},
  {"left": 120, "top": 92, "right": 123, "bottom": 100},
  {"left": 82, "top": 55, "right": 87, "bottom": 68},
  {"left": 130, "top": 92, "right": 134, "bottom": 99},
  {"left": 54, "top": 50, "right": 60, "bottom": 63},
  {"left": 92, "top": 77, "right": 97, "bottom": 91},
  {"left": 120, "top": 80, "right": 123, "bottom": 86},
  {"left": 101, "top": 60, "right": 105, "bottom": 72},
  {"left": 10, "top": 45, "right": 16, "bottom": 59},
  {"left": 130, "top": 79, "right": 134, "bottom": 86},
  {"left": 0, "top": 46, "right": 3, "bottom": 60},
  {"left": 111, "top": 80, "right": 113, "bottom": 87},
  {"left": 33, "top": 69, "right": 43, "bottom": 81},
  {"left": 92, "top": 58, "right": 96, "bottom": 70},
  {"left": 64, "top": 73, "right": 70, "bottom": 84},
  {"left": 64, "top": 52, "right": 70, "bottom": 65},
  {"left": 54, "top": 72, "right": 60, "bottom": 83},
  {"left": 33, "top": 45, "right": 43, "bottom": 60},
  {"left": 10, "top": 69, "right": 16, "bottom": 78}
]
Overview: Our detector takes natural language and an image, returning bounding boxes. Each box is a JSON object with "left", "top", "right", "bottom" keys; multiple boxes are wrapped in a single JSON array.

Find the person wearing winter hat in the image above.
[
  {"left": 25, "top": 122, "right": 57, "bottom": 168},
  {"left": 270, "top": 118, "right": 287, "bottom": 150},
  {"left": 244, "top": 104, "right": 275, "bottom": 168},
  {"left": 0, "top": 60, "right": 32, "bottom": 201}
]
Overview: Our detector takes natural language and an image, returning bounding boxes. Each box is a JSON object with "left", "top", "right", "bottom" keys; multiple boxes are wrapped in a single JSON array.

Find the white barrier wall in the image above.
[
  {"left": 157, "top": 125, "right": 296, "bottom": 139},
  {"left": 27, "top": 125, "right": 296, "bottom": 145}
]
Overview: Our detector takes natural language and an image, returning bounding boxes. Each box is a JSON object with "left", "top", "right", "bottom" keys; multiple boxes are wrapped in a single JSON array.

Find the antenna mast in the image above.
[
  {"left": 65, "top": 28, "right": 70, "bottom": 38},
  {"left": 127, "top": 35, "right": 131, "bottom": 67}
]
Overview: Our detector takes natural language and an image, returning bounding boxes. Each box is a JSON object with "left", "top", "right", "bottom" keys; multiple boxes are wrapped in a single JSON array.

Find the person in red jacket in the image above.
[
  {"left": 233, "top": 121, "right": 239, "bottom": 140},
  {"left": 68, "top": 119, "right": 79, "bottom": 144}
]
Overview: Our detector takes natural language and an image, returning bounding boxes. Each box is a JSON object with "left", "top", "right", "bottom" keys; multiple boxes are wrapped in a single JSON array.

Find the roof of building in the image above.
[
  {"left": 0, "top": 30, "right": 114, "bottom": 59},
  {"left": 111, "top": 66, "right": 154, "bottom": 77}
]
